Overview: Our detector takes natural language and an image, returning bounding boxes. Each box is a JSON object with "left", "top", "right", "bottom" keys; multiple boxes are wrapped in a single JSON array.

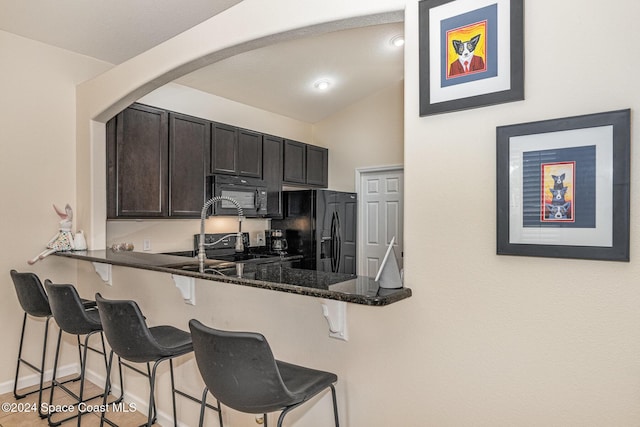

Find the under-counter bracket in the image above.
[
  {"left": 321, "top": 299, "right": 348, "bottom": 341},
  {"left": 172, "top": 275, "right": 196, "bottom": 305},
  {"left": 92, "top": 262, "right": 112, "bottom": 285}
]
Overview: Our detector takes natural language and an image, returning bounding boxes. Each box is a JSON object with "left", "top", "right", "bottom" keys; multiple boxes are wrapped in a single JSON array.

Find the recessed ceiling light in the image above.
[
  {"left": 390, "top": 35, "right": 405, "bottom": 47},
  {"left": 313, "top": 79, "right": 331, "bottom": 91}
]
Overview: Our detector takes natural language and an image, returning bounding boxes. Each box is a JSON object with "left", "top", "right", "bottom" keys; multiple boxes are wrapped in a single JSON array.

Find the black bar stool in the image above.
[
  {"left": 189, "top": 319, "right": 340, "bottom": 427},
  {"left": 44, "top": 280, "right": 122, "bottom": 426},
  {"left": 95, "top": 293, "right": 219, "bottom": 427},
  {"left": 9, "top": 270, "right": 95, "bottom": 419}
]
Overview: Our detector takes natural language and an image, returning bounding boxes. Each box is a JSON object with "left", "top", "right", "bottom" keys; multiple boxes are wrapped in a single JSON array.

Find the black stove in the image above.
[{"left": 162, "top": 233, "right": 281, "bottom": 263}]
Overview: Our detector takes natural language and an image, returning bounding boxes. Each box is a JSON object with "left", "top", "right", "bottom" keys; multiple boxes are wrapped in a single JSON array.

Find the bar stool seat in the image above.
[
  {"left": 9, "top": 270, "right": 95, "bottom": 419},
  {"left": 122, "top": 325, "right": 193, "bottom": 363}
]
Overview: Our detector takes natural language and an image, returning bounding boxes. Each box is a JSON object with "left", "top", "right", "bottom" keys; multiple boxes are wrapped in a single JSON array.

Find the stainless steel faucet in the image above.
[{"left": 198, "top": 196, "right": 244, "bottom": 273}]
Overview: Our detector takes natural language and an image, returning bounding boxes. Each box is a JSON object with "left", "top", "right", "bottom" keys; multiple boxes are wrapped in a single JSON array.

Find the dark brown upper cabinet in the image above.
[
  {"left": 238, "top": 128, "right": 263, "bottom": 178},
  {"left": 107, "top": 103, "right": 169, "bottom": 218},
  {"left": 306, "top": 145, "right": 328, "bottom": 187},
  {"left": 283, "top": 139, "right": 306, "bottom": 184},
  {"left": 107, "top": 104, "right": 210, "bottom": 219},
  {"left": 262, "top": 135, "right": 284, "bottom": 217},
  {"left": 211, "top": 123, "right": 238, "bottom": 175},
  {"left": 211, "top": 124, "right": 263, "bottom": 178},
  {"left": 169, "top": 112, "right": 211, "bottom": 217},
  {"left": 283, "top": 139, "right": 328, "bottom": 188}
]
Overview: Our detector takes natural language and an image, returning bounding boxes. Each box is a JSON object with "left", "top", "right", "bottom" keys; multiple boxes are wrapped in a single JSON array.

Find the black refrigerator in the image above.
[{"left": 272, "top": 190, "right": 357, "bottom": 274}]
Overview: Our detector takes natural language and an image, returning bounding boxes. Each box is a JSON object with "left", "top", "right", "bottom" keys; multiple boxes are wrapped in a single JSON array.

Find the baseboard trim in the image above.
[
  {"left": 84, "top": 367, "right": 194, "bottom": 427},
  {"left": 0, "top": 363, "right": 80, "bottom": 395},
  {"left": 3, "top": 362, "right": 198, "bottom": 426}
]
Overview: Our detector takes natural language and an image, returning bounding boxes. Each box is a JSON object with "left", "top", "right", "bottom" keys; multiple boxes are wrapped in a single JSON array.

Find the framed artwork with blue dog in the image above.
[
  {"left": 419, "top": 0, "right": 524, "bottom": 116},
  {"left": 496, "top": 109, "right": 630, "bottom": 261}
]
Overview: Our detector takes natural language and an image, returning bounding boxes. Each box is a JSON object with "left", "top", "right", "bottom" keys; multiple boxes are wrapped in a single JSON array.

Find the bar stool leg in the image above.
[
  {"left": 330, "top": 384, "right": 340, "bottom": 427},
  {"left": 75, "top": 333, "right": 93, "bottom": 426},
  {"left": 198, "top": 387, "right": 208, "bottom": 427},
  {"left": 14, "top": 314, "right": 86, "bottom": 420},
  {"left": 13, "top": 313, "right": 32, "bottom": 399},
  {"left": 170, "top": 359, "right": 178, "bottom": 427},
  {"left": 47, "top": 328, "right": 63, "bottom": 425},
  {"left": 99, "top": 338, "right": 124, "bottom": 405},
  {"left": 100, "top": 350, "right": 114, "bottom": 427},
  {"left": 144, "top": 357, "right": 185, "bottom": 426},
  {"left": 48, "top": 330, "right": 112, "bottom": 426},
  {"left": 13, "top": 313, "right": 52, "bottom": 418},
  {"left": 145, "top": 362, "right": 154, "bottom": 426},
  {"left": 197, "top": 387, "right": 225, "bottom": 427}
]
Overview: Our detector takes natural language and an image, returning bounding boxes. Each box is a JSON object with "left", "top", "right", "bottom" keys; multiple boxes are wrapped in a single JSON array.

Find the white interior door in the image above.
[{"left": 357, "top": 167, "right": 404, "bottom": 278}]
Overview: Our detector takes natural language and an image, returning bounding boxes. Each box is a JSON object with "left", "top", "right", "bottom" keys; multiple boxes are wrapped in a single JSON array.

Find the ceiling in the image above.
[{"left": 0, "top": 0, "right": 404, "bottom": 123}]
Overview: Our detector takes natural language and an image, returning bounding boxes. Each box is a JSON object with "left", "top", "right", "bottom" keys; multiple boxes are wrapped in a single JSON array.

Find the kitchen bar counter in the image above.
[{"left": 55, "top": 250, "right": 411, "bottom": 306}]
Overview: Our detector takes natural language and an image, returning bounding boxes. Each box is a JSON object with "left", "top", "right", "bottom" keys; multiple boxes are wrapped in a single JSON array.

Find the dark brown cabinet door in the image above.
[
  {"left": 262, "top": 135, "right": 283, "bottom": 217},
  {"left": 283, "top": 139, "right": 306, "bottom": 184},
  {"left": 283, "top": 140, "right": 328, "bottom": 188},
  {"left": 211, "top": 123, "right": 237, "bottom": 175},
  {"left": 237, "top": 129, "right": 263, "bottom": 178},
  {"left": 306, "top": 145, "right": 328, "bottom": 187},
  {"left": 169, "top": 113, "right": 210, "bottom": 217},
  {"left": 107, "top": 104, "right": 168, "bottom": 218}
]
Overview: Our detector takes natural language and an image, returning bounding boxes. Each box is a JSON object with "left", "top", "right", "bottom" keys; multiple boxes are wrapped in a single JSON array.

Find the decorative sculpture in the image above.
[{"left": 28, "top": 204, "right": 75, "bottom": 265}]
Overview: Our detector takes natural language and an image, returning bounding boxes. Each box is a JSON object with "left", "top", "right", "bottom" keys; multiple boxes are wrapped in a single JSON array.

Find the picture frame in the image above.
[
  {"left": 418, "top": 0, "right": 524, "bottom": 116},
  {"left": 496, "top": 109, "right": 631, "bottom": 261}
]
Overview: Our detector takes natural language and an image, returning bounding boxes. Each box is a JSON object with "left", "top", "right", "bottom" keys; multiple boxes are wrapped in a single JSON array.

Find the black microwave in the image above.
[{"left": 212, "top": 175, "right": 268, "bottom": 217}]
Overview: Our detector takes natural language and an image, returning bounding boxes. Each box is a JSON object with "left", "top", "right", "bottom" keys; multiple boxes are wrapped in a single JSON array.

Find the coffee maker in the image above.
[{"left": 266, "top": 229, "right": 288, "bottom": 254}]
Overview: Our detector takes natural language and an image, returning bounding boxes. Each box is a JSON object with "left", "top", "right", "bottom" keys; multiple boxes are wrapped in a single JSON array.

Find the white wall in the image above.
[
  {"left": 0, "top": 30, "right": 111, "bottom": 390},
  {"left": 139, "top": 83, "right": 313, "bottom": 143},
  {"left": 314, "top": 80, "right": 404, "bottom": 191}
]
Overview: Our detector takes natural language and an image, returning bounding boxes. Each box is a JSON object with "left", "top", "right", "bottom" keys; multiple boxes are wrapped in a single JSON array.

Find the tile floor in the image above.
[{"left": 0, "top": 376, "right": 150, "bottom": 427}]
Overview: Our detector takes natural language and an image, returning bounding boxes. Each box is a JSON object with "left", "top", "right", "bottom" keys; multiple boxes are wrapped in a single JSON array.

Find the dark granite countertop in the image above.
[{"left": 55, "top": 250, "right": 411, "bottom": 306}]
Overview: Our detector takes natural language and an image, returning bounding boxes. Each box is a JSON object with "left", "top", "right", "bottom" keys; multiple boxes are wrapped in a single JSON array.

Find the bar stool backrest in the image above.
[
  {"left": 95, "top": 293, "right": 172, "bottom": 363},
  {"left": 189, "top": 319, "right": 295, "bottom": 414},
  {"left": 43, "top": 281, "right": 101, "bottom": 335},
  {"left": 10, "top": 270, "right": 51, "bottom": 317}
]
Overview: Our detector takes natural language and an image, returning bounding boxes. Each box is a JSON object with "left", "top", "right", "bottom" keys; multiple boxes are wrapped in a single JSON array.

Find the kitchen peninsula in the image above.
[{"left": 55, "top": 250, "right": 411, "bottom": 306}]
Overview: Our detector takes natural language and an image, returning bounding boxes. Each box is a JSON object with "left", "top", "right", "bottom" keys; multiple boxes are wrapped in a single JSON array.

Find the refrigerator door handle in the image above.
[
  {"left": 335, "top": 211, "right": 342, "bottom": 273},
  {"left": 331, "top": 212, "right": 338, "bottom": 272}
]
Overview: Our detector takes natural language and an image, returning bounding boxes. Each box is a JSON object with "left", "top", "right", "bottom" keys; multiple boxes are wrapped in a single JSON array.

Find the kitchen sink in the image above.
[
  {"left": 166, "top": 262, "right": 264, "bottom": 280},
  {"left": 163, "top": 259, "right": 236, "bottom": 274},
  {"left": 161, "top": 240, "right": 288, "bottom": 278},
  {"left": 162, "top": 250, "right": 280, "bottom": 263},
  {"left": 162, "top": 259, "right": 230, "bottom": 270},
  {"left": 213, "top": 253, "right": 278, "bottom": 262},
  {"left": 174, "top": 264, "right": 234, "bottom": 275}
]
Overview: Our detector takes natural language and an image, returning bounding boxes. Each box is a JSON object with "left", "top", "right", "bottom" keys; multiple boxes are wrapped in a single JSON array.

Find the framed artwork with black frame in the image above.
[
  {"left": 419, "top": 0, "right": 524, "bottom": 116},
  {"left": 496, "top": 109, "right": 630, "bottom": 261}
]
